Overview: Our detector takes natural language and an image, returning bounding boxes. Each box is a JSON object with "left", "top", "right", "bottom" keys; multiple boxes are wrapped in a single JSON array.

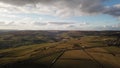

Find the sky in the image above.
[{"left": 0, "top": 0, "right": 120, "bottom": 30}]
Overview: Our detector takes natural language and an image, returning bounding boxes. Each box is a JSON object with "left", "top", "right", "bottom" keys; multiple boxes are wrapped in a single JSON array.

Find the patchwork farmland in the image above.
[{"left": 0, "top": 31, "right": 120, "bottom": 68}]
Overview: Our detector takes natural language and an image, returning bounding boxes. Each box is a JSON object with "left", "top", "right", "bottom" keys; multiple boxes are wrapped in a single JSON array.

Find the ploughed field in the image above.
[{"left": 0, "top": 31, "right": 120, "bottom": 68}]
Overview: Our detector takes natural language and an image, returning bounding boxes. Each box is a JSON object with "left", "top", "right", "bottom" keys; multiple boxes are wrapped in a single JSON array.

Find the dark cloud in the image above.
[
  {"left": 0, "top": 0, "right": 55, "bottom": 6},
  {"left": 67, "top": 22, "right": 90, "bottom": 30},
  {"left": 77, "top": 0, "right": 105, "bottom": 13},
  {"left": 48, "top": 22, "right": 74, "bottom": 25},
  {"left": 67, "top": 25, "right": 84, "bottom": 30},
  {"left": 34, "top": 22, "right": 47, "bottom": 25},
  {"left": 0, "top": 0, "right": 120, "bottom": 17},
  {"left": 104, "top": 6, "right": 120, "bottom": 17},
  {"left": 0, "top": 0, "right": 106, "bottom": 14}
]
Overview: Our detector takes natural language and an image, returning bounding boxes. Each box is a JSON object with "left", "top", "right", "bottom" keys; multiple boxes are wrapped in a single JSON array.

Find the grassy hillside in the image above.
[{"left": 0, "top": 31, "right": 120, "bottom": 68}]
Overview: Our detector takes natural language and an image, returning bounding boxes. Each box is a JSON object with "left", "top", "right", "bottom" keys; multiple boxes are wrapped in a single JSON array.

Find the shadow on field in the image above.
[
  {"left": 0, "top": 60, "right": 48, "bottom": 68},
  {"left": 0, "top": 58, "right": 118, "bottom": 68}
]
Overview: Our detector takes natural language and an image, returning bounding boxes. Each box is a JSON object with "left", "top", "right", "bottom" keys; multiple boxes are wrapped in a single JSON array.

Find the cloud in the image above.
[
  {"left": 0, "top": 21, "right": 16, "bottom": 26},
  {"left": 104, "top": 4, "right": 120, "bottom": 17},
  {"left": 0, "top": 0, "right": 56, "bottom": 6},
  {"left": 114, "top": 4, "right": 120, "bottom": 8},
  {"left": 0, "top": 21, "right": 6, "bottom": 25},
  {"left": 79, "top": 22, "right": 89, "bottom": 26},
  {"left": 34, "top": 22, "right": 47, "bottom": 25},
  {"left": 0, "top": 0, "right": 120, "bottom": 18},
  {"left": 48, "top": 22, "right": 74, "bottom": 25},
  {"left": 0, "top": 12, "right": 17, "bottom": 18},
  {"left": 0, "top": 0, "right": 110, "bottom": 17},
  {"left": 100, "top": 23, "right": 120, "bottom": 30},
  {"left": 67, "top": 22, "right": 90, "bottom": 30},
  {"left": 0, "top": 20, "right": 32, "bottom": 26}
]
